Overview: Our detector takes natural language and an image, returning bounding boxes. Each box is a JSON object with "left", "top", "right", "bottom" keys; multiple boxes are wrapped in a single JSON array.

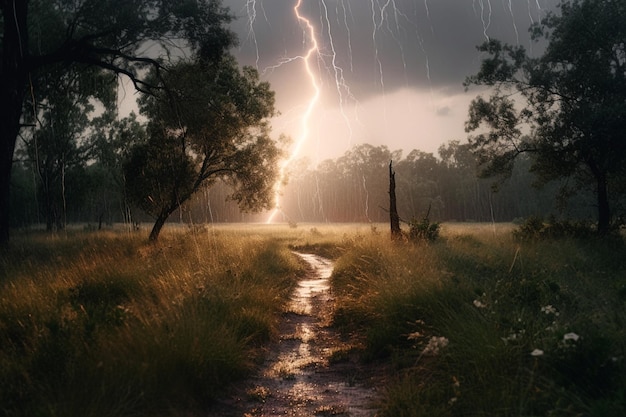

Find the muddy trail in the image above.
[{"left": 208, "top": 253, "right": 381, "bottom": 416}]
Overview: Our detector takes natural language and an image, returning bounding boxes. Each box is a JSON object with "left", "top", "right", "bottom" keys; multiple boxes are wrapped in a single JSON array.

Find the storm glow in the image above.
[{"left": 233, "top": 0, "right": 553, "bottom": 224}]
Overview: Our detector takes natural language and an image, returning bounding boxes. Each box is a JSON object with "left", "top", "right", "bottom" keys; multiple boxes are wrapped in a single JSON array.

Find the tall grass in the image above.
[
  {"left": 0, "top": 227, "right": 304, "bottom": 416},
  {"left": 330, "top": 223, "right": 626, "bottom": 416},
  {"left": 4, "top": 223, "right": 624, "bottom": 416}
]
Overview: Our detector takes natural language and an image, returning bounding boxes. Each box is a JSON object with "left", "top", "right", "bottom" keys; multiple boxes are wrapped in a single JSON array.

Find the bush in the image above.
[
  {"left": 513, "top": 216, "right": 596, "bottom": 240},
  {"left": 408, "top": 217, "right": 440, "bottom": 242}
]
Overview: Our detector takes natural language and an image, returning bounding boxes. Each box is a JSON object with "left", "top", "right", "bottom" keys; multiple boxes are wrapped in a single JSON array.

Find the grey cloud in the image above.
[{"left": 223, "top": 0, "right": 556, "bottom": 103}]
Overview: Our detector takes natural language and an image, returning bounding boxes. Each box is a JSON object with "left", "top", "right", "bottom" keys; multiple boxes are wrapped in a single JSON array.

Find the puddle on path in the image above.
[{"left": 209, "top": 253, "right": 379, "bottom": 417}]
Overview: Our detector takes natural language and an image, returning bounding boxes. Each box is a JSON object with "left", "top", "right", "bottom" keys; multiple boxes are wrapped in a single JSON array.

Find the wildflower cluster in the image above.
[
  {"left": 421, "top": 336, "right": 449, "bottom": 356},
  {"left": 541, "top": 305, "right": 560, "bottom": 316},
  {"left": 406, "top": 320, "right": 449, "bottom": 357}
]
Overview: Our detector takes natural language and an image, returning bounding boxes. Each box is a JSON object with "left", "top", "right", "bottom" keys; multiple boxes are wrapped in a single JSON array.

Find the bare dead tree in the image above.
[{"left": 389, "top": 160, "right": 401, "bottom": 239}]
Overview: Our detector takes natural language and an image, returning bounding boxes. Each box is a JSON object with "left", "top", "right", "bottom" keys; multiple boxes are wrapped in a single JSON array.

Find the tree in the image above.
[
  {"left": 389, "top": 161, "right": 401, "bottom": 239},
  {"left": 395, "top": 150, "right": 443, "bottom": 220},
  {"left": 20, "top": 64, "right": 116, "bottom": 230},
  {"left": 464, "top": 0, "right": 626, "bottom": 234},
  {"left": 0, "top": 0, "right": 234, "bottom": 245},
  {"left": 90, "top": 112, "right": 148, "bottom": 228},
  {"left": 125, "top": 57, "right": 280, "bottom": 241}
]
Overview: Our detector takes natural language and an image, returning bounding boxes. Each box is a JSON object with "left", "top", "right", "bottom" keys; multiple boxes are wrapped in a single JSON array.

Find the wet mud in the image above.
[{"left": 208, "top": 253, "right": 380, "bottom": 416}]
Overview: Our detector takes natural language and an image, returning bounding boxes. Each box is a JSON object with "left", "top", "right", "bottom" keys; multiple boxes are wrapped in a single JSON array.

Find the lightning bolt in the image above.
[
  {"left": 474, "top": 0, "right": 492, "bottom": 41},
  {"left": 251, "top": 0, "right": 550, "bottom": 224},
  {"left": 507, "top": 0, "right": 520, "bottom": 45},
  {"left": 266, "top": 0, "right": 321, "bottom": 224}
]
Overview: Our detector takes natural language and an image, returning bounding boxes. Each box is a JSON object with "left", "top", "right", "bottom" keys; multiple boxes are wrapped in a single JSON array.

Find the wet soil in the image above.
[{"left": 208, "top": 253, "right": 381, "bottom": 416}]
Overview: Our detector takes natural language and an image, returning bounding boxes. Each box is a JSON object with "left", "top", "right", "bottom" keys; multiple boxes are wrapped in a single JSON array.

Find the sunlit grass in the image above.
[
  {"left": 2, "top": 222, "right": 625, "bottom": 416},
  {"left": 329, "top": 223, "right": 626, "bottom": 417},
  {"left": 0, "top": 226, "right": 306, "bottom": 416}
]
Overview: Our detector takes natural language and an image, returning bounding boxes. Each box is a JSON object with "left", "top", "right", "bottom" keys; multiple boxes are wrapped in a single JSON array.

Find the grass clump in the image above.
[
  {"left": 0, "top": 228, "right": 303, "bottom": 416},
  {"left": 330, "top": 223, "right": 626, "bottom": 417}
]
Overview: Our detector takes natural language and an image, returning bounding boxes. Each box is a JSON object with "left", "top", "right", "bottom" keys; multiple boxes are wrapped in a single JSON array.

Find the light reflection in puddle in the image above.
[{"left": 288, "top": 253, "right": 331, "bottom": 316}]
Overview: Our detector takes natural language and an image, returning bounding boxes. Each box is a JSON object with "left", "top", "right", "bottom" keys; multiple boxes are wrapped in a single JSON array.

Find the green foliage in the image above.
[
  {"left": 513, "top": 216, "right": 597, "bottom": 240},
  {"left": 465, "top": 0, "right": 626, "bottom": 234},
  {"left": 0, "top": 0, "right": 236, "bottom": 245},
  {"left": 408, "top": 217, "right": 440, "bottom": 242},
  {"left": 127, "top": 56, "right": 281, "bottom": 240},
  {"left": 124, "top": 131, "right": 197, "bottom": 218}
]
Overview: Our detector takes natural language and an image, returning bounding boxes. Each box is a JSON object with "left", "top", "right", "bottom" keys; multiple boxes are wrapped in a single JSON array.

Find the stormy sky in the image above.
[{"left": 219, "top": 0, "right": 557, "bottom": 164}]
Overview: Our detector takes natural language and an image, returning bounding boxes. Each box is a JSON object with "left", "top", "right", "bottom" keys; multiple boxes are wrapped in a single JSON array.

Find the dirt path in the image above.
[{"left": 208, "top": 253, "right": 380, "bottom": 416}]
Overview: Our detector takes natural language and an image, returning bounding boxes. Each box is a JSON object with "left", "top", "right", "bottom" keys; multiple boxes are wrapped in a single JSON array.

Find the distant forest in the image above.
[{"left": 10, "top": 140, "right": 602, "bottom": 229}]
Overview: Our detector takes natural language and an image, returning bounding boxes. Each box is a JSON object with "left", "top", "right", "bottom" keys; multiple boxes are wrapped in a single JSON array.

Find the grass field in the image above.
[{"left": 1, "top": 222, "right": 624, "bottom": 416}]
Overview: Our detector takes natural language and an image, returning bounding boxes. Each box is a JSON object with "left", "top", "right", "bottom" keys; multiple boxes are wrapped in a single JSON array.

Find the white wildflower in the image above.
[
  {"left": 541, "top": 305, "right": 558, "bottom": 315},
  {"left": 530, "top": 349, "right": 544, "bottom": 357},
  {"left": 422, "top": 336, "right": 449, "bottom": 356},
  {"left": 541, "top": 304, "right": 556, "bottom": 314},
  {"left": 563, "top": 332, "right": 580, "bottom": 342},
  {"left": 473, "top": 299, "right": 487, "bottom": 308}
]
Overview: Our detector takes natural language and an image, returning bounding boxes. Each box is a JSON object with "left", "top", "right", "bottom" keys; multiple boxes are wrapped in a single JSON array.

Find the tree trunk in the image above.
[
  {"left": 389, "top": 161, "right": 401, "bottom": 239},
  {"left": 149, "top": 210, "right": 171, "bottom": 241},
  {"left": 596, "top": 173, "right": 610, "bottom": 235},
  {"left": 587, "top": 157, "right": 611, "bottom": 235},
  {"left": 0, "top": 137, "right": 15, "bottom": 245},
  {"left": 0, "top": 1, "right": 29, "bottom": 247}
]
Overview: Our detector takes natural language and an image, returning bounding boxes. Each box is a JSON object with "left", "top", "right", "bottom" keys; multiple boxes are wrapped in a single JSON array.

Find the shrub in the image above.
[
  {"left": 513, "top": 216, "right": 596, "bottom": 240},
  {"left": 408, "top": 217, "right": 440, "bottom": 242}
]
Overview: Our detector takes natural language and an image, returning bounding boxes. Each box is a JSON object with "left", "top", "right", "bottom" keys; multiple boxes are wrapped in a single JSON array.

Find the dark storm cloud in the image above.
[{"left": 224, "top": 0, "right": 556, "bottom": 100}]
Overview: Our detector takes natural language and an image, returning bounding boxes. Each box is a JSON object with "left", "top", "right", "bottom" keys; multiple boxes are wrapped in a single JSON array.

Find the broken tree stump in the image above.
[{"left": 389, "top": 160, "right": 401, "bottom": 240}]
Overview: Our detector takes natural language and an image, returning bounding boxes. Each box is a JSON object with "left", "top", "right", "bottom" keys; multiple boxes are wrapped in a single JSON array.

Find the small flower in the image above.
[
  {"left": 541, "top": 305, "right": 558, "bottom": 315},
  {"left": 422, "top": 336, "right": 449, "bottom": 356},
  {"left": 563, "top": 332, "right": 580, "bottom": 342},
  {"left": 530, "top": 349, "right": 544, "bottom": 357},
  {"left": 473, "top": 299, "right": 487, "bottom": 308},
  {"left": 448, "top": 397, "right": 458, "bottom": 405}
]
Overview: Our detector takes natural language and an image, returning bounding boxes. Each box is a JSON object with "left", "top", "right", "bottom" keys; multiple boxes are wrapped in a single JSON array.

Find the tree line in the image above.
[
  {"left": 264, "top": 142, "right": 602, "bottom": 225},
  {"left": 10, "top": 139, "right": 603, "bottom": 228}
]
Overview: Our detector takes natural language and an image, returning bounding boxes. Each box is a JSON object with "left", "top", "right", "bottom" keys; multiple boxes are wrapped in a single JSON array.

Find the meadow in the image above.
[{"left": 0, "top": 223, "right": 624, "bottom": 416}]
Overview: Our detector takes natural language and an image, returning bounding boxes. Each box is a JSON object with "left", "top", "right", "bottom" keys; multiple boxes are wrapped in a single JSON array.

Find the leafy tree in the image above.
[
  {"left": 336, "top": 144, "right": 395, "bottom": 222},
  {"left": 125, "top": 57, "right": 280, "bottom": 241},
  {"left": 395, "top": 150, "right": 443, "bottom": 220},
  {"left": 19, "top": 65, "right": 115, "bottom": 230},
  {"left": 464, "top": 0, "right": 626, "bottom": 234},
  {"left": 0, "top": 0, "right": 234, "bottom": 245},
  {"left": 89, "top": 112, "right": 148, "bottom": 228}
]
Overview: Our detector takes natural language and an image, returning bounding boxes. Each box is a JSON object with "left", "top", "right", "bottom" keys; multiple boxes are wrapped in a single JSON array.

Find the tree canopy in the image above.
[
  {"left": 125, "top": 56, "right": 281, "bottom": 241},
  {"left": 464, "top": 0, "right": 626, "bottom": 234},
  {"left": 0, "top": 0, "right": 234, "bottom": 245}
]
